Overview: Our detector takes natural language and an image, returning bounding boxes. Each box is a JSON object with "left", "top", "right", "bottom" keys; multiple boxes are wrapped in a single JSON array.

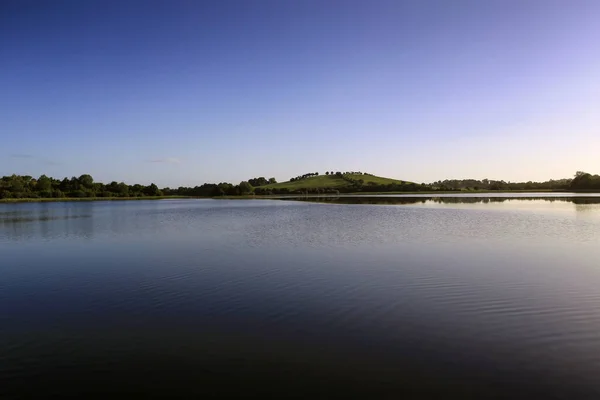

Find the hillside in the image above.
[{"left": 257, "top": 173, "right": 411, "bottom": 193}]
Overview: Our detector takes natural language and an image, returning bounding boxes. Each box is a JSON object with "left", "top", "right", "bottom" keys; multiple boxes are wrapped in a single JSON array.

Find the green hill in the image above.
[{"left": 259, "top": 173, "right": 410, "bottom": 192}]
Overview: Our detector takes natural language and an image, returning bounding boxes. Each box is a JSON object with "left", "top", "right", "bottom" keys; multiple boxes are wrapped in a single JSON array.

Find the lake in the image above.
[{"left": 2, "top": 195, "right": 600, "bottom": 398}]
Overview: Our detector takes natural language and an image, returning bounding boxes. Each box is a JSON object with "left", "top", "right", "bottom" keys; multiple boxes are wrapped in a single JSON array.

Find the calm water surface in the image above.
[{"left": 2, "top": 196, "right": 600, "bottom": 398}]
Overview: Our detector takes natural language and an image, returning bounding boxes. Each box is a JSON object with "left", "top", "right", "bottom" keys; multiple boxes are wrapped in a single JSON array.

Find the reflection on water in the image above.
[
  {"left": 0, "top": 203, "right": 95, "bottom": 241},
  {"left": 284, "top": 195, "right": 600, "bottom": 205},
  {"left": 0, "top": 214, "right": 91, "bottom": 223},
  {"left": 2, "top": 197, "right": 600, "bottom": 397}
]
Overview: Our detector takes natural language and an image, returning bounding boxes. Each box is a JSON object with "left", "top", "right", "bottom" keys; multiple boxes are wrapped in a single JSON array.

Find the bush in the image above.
[{"left": 72, "top": 190, "right": 87, "bottom": 198}]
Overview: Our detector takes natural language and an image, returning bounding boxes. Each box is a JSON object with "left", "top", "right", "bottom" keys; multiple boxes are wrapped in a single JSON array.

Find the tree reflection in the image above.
[{"left": 283, "top": 196, "right": 600, "bottom": 206}]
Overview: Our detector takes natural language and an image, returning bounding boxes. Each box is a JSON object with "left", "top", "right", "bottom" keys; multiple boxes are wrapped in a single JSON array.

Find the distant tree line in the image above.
[
  {"left": 289, "top": 172, "right": 319, "bottom": 182},
  {"left": 287, "top": 171, "right": 369, "bottom": 183},
  {"left": 164, "top": 181, "right": 255, "bottom": 197},
  {"left": 324, "top": 171, "right": 367, "bottom": 176},
  {"left": 247, "top": 177, "right": 277, "bottom": 187},
  {"left": 253, "top": 187, "right": 342, "bottom": 195},
  {"left": 426, "top": 171, "right": 600, "bottom": 192},
  {"left": 570, "top": 171, "right": 600, "bottom": 191},
  {"left": 166, "top": 176, "right": 279, "bottom": 197},
  {"left": 352, "top": 182, "right": 428, "bottom": 193},
  {"left": 428, "top": 177, "right": 572, "bottom": 191},
  {"left": 1, "top": 171, "right": 597, "bottom": 200},
  {"left": 0, "top": 174, "right": 162, "bottom": 199}
]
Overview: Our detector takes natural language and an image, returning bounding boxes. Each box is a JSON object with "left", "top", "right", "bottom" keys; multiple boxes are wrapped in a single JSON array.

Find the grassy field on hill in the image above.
[{"left": 260, "top": 174, "right": 408, "bottom": 190}]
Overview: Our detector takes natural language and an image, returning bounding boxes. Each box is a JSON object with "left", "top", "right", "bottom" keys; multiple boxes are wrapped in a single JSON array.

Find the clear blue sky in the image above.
[{"left": 2, "top": 0, "right": 599, "bottom": 187}]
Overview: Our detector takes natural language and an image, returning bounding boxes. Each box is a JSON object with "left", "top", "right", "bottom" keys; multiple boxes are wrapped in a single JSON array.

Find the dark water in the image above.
[{"left": 2, "top": 196, "right": 600, "bottom": 398}]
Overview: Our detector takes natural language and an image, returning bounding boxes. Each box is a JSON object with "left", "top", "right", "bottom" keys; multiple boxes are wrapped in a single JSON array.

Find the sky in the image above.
[{"left": 1, "top": 0, "right": 599, "bottom": 187}]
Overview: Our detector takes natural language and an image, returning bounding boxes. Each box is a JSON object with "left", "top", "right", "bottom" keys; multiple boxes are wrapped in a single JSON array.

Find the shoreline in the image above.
[
  {"left": 3, "top": 189, "right": 599, "bottom": 204},
  {"left": 214, "top": 189, "right": 570, "bottom": 199},
  {"left": 0, "top": 196, "right": 195, "bottom": 204}
]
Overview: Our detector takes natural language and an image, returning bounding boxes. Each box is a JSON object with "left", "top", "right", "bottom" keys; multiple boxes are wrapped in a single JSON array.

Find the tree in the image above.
[
  {"left": 10, "top": 178, "right": 24, "bottom": 194},
  {"left": 117, "top": 182, "right": 129, "bottom": 197},
  {"left": 92, "top": 182, "right": 105, "bottom": 194},
  {"left": 59, "top": 178, "right": 71, "bottom": 192},
  {"left": 78, "top": 174, "right": 94, "bottom": 189},
  {"left": 37, "top": 175, "right": 52, "bottom": 192},
  {"left": 143, "top": 183, "right": 162, "bottom": 196},
  {"left": 239, "top": 181, "right": 253, "bottom": 195},
  {"left": 570, "top": 171, "right": 600, "bottom": 190},
  {"left": 248, "top": 177, "right": 269, "bottom": 187},
  {"left": 268, "top": 177, "right": 277, "bottom": 184},
  {"left": 130, "top": 184, "right": 144, "bottom": 196}
]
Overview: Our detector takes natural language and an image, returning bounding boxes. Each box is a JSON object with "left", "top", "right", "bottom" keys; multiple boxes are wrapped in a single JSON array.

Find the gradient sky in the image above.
[{"left": 2, "top": 0, "right": 599, "bottom": 187}]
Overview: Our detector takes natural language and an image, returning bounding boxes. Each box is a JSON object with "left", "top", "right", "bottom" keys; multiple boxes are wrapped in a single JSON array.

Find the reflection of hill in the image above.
[
  {"left": 284, "top": 197, "right": 428, "bottom": 205},
  {"left": 571, "top": 198, "right": 600, "bottom": 205},
  {"left": 431, "top": 197, "right": 600, "bottom": 205},
  {"left": 283, "top": 196, "right": 600, "bottom": 206}
]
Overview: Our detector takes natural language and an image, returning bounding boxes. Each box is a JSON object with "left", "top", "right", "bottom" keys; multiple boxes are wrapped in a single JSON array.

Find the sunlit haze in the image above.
[{"left": 2, "top": 0, "right": 599, "bottom": 187}]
